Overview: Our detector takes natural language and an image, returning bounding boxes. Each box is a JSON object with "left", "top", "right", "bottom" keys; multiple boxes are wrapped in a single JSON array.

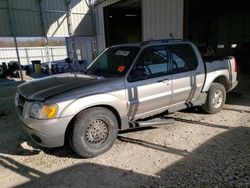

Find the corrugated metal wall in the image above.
[
  {"left": 0, "top": 0, "right": 93, "bottom": 37},
  {"left": 142, "top": 0, "right": 183, "bottom": 40},
  {"left": 94, "top": 0, "right": 184, "bottom": 52},
  {"left": 66, "top": 36, "right": 94, "bottom": 65},
  {"left": 0, "top": 0, "right": 43, "bottom": 36},
  {"left": 42, "top": 0, "right": 93, "bottom": 37}
]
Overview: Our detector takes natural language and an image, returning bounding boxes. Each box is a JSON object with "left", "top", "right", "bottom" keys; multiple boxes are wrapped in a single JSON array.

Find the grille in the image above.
[{"left": 17, "top": 94, "right": 26, "bottom": 113}]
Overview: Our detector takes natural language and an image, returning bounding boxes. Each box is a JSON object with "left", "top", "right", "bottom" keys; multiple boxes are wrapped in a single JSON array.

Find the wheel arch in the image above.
[
  {"left": 203, "top": 74, "right": 230, "bottom": 92},
  {"left": 212, "top": 75, "right": 230, "bottom": 91},
  {"left": 64, "top": 105, "right": 122, "bottom": 146}
]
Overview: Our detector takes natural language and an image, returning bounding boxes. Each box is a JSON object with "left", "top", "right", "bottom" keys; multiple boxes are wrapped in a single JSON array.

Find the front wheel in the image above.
[
  {"left": 202, "top": 83, "right": 226, "bottom": 114},
  {"left": 69, "top": 107, "right": 118, "bottom": 158}
]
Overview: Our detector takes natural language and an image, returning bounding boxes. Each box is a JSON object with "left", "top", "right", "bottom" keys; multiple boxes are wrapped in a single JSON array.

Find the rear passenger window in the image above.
[{"left": 169, "top": 44, "right": 198, "bottom": 73}]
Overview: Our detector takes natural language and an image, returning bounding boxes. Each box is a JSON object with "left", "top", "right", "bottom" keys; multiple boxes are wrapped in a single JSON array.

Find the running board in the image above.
[{"left": 130, "top": 118, "right": 175, "bottom": 128}]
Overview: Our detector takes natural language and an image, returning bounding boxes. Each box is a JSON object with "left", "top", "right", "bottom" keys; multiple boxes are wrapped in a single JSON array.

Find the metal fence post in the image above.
[
  {"left": 41, "top": 49, "right": 44, "bottom": 64},
  {"left": 7, "top": 0, "right": 24, "bottom": 81},
  {"left": 25, "top": 48, "right": 30, "bottom": 65},
  {"left": 50, "top": 48, "right": 55, "bottom": 62},
  {"left": 39, "top": 0, "right": 52, "bottom": 75},
  {"left": 66, "top": 0, "right": 78, "bottom": 71}
]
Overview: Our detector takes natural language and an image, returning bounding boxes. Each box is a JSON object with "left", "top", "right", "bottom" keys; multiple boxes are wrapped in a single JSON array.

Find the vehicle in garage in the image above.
[{"left": 15, "top": 39, "right": 238, "bottom": 158}]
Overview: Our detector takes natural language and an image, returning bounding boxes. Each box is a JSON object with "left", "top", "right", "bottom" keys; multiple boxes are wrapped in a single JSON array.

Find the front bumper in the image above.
[{"left": 16, "top": 109, "right": 74, "bottom": 148}]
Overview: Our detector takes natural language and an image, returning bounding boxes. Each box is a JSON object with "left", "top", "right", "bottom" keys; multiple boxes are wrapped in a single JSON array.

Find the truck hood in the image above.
[{"left": 18, "top": 73, "right": 122, "bottom": 101}]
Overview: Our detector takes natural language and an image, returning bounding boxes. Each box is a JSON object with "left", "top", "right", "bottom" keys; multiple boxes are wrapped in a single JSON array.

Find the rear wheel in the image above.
[
  {"left": 69, "top": 107, "right": 118, "bottom": 158},
  {"left": 202, "top": 83, "right": 226, "bottom": 114}
]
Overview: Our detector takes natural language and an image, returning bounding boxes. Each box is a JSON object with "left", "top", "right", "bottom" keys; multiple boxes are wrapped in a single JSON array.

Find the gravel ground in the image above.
[{"left": 0, "top": 75, "right": 250, "bottom": 188}]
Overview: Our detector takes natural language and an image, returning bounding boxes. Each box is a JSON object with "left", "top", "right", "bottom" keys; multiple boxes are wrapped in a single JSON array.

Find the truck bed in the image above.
[{"left": 202, "top": 56, "right": 238, "bottom": 92}]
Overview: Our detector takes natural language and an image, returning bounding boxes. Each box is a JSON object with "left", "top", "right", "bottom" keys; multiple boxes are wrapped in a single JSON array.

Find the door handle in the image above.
[{"left": 157, "top": 79, "right": 169, "bottom": 83}]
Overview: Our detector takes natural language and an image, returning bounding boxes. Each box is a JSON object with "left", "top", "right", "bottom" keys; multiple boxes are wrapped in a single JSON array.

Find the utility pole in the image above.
[
  {"left": 185, "top": 0, "right": 189, "bottom": 39},
  {"left": 65, "top": 0, "right": 78, "bottom": 71},
  {"left": 7, "top": 0, "right": 24, "bottom": 81}
]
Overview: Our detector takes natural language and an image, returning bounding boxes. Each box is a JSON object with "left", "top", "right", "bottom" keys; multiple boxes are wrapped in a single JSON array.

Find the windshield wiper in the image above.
[{"left": 85, "top": 69, "right": 122, "bottom": 78}]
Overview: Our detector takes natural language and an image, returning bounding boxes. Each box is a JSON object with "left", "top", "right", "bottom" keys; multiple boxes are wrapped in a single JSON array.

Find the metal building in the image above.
[
  {"left": 93, "top": 0, "right": 184, "bottom": 53},
  {"left": 0, "top": 0, "right": 94, "bottom": 79},
  {"left": 0, "top": 0, "right": 184, "bottom": 71},
  {"left": 1, "top": 0, "right": 249, "bottom": 69},
  {"left": 0, "top": 0, "right": 93, "bottom": 37}
]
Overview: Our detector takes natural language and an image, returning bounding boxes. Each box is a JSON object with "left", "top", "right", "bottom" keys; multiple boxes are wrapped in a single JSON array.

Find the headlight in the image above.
[
  {"left": 30, "top": 103, "right": 42, "bottom": 119},
  {"left": 30, "top": 103, "right": 59, "bottom": 119}
]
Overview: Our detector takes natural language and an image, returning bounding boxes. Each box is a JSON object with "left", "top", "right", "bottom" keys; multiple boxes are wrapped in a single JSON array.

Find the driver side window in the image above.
[{"left": 128, "top": 46, "right": 170, "bottom": 82}]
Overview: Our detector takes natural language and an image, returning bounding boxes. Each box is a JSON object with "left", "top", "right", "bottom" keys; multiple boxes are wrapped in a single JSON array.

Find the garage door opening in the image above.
[
  {"left": 186, "top": 0, "right": 250, "bottom": 57},
  {"left": 186, "top": 0, "right": 250, "bottom": 93},
  {"left": 104, "top": 0, "right": 142, "bottom": 47}
]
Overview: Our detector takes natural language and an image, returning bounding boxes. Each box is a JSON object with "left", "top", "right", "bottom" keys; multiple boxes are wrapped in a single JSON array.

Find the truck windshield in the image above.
[{"left": 86, "top": 46, "right": 140, "bottom": 77}]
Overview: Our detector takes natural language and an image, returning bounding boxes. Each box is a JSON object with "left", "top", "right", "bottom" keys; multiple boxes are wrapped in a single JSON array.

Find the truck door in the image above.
[
  {"left": 125, "top": 45, "right": 172, "bottom": 120},
  {"left": 168, "top": 43, "right": 205, "bottom": 105}
]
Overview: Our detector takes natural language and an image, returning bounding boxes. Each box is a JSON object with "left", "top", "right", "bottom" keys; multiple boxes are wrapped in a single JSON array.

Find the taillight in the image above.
[{"left": 232, "top": 57, "right": 238, "bottom": 72}]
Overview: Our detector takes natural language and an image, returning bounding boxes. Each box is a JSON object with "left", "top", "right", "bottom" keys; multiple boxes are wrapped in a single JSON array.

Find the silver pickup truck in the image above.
[{"left": 15, "top": 40, "right": 238, "bottom": 158}]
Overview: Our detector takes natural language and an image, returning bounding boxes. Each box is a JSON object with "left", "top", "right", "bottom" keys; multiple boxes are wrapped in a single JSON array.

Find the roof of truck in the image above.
[{"left": 111, "top": 39, "right": 190, "bottom": 48}]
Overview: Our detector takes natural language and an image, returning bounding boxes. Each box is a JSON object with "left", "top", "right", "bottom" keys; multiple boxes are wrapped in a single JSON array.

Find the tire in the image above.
[
  {"left": 69, "top": 107, "right": 118, "bottom": 158},
  {"left": 202, "top": 83, "right": 226, "bottom": 114}
]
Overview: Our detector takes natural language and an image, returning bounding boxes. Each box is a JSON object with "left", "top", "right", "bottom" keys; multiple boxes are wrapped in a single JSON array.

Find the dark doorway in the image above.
[
  {"left": 186, "top": 0, "right": 250, "bottom": 57},
  {"left": 104, "top": 0, "right": 142, "bottom": 47}
]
